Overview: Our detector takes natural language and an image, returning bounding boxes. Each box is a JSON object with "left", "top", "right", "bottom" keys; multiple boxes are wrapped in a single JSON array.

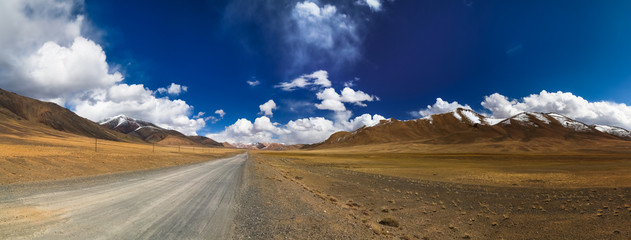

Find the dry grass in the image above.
[
  {"left": 259, "top": 141, "right": 631, "bottom": 188},
  {"left": 0, "top": 125, "right": 242, "bottom": 184},
  {"left": 252, "top": 147, "right": 631, "bottom": 239}
]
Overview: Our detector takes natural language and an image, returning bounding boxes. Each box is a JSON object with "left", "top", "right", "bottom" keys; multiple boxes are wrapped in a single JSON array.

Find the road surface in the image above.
[{"left": 0, "top": 153, "right": 246, "bottom": 240}]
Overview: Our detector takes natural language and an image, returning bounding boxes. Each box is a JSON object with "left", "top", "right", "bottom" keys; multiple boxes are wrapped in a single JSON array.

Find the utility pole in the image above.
[
  {"left": 152, "top": 143, "right": 155, "bottom": 153},
  {"left": 94, "top": 138, "right": 97, "bottom": 152},
  {"left": 178, "top": 145, "right": 181, "bottom": 152}
]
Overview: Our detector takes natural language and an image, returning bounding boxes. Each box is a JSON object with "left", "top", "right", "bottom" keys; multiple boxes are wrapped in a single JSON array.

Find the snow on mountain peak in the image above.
[
  {"left": 594, "top": 125, "right": 631, "bottom": 138},
  {"left": 423, "top": 115, "right": 433, "bottom": 124},
  {"left": 529, "top": 112, "right": 551, "bottom": 124},
  {"left": 548, "top": 113, "right": 592, "bottom": 132},
  {"left": 100, "top": 115, "right": 125, "bottom": 125},
  {"left": 484, "top": 118, "right": 503, "bottom": 125},
  {"left": 99, "top": 114, "right": 165, "bottom": 133},
  {"left": 100, "top": 114, "right": 134, "bottom": 124},
  {"left": 452, "top": 111, "right": 462, "bottom": 121},
  {"left": 499, "top": 112, "right": 536, "bottom": 127},
  {"left": 459, "top": 109, "right": 482, "bottom": 125}
]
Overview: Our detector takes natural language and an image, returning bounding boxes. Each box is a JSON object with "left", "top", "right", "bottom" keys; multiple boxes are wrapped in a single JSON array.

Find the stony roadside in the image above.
[
  {"left": 233, "top": 153, "right": 631, "bottom": 240},
  {"left": 232, "top": 153, "right": 377, "bottom": 239}
]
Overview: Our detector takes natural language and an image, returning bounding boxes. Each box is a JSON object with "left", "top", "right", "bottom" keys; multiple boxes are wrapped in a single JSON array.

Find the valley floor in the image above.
[
  {"left": 0, "top": 130, "right": 242, "bottom": 184},
  {"left": 2, "top": 133, "right": 631, "bottom": 239},
  {"left": 236, "top": 150, "right": 631, "bottom": 239}
]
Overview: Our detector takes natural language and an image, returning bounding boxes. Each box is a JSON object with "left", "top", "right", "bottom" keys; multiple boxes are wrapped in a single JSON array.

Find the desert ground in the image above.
[
  {"left": 235, "top": 143, "right": 631, "bottom": 239},
  {"left": 2, "top": 126, "right": 631, "bottom": 239}
]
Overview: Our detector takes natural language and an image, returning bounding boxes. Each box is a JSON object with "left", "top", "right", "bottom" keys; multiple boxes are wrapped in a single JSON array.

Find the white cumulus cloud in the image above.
[
  {"left": 276, "top": 70, "right": 331, "bottom": 91},
  {"left": 417, "top": 98, "right": 472, "bottom": 117},
  {"left": 157, "top": 83, "right": 188, "bottom": 96},
  {"left": 359, "top": 0, "right": 382, "bottom": 11},
  {"left": 0, "top": 0, "right": 206, "bottom": 135},
  {"left": 73, "top": 84, "right": 205, "bottom": 135},
  {"left": 338, "top": 113, "right": 386, "bottom": 131},
  {"left": 22, "top": 37, "right": 123, "bottom": 105},
  {"left": 246, "top": 80, "right": 260, "bottom": 86},
  {"left": 194, "top": 112, "right": 205, "bottom": 118},
  {"left": 315, "top": 87, "right": 378, "bottom": 111},
  {"left": 340, "top": 87, "right": 378, "bottom": 106},
  {"left": 206, "top": 109, "right": 226, "bottom": 124},
  {"left": 206, "top": 116, "right": 284, "bottom": 144},
  {"left": 288, "top": 1, "right": 360, "bottom": 68},
  {"left": 416, "top": 91, "right": 631, "bottom": 130},
  {"left": 316, "top": 99, "right": 348, "bottom": 112},
  {"left": 279, "top": 117, "right": 337, "bottom": 144},
  {"left": 215, "top": 109, "right": 226, "bottom": 118},
  {"left": 481, "top": 90, "right": 631, "bottom": 129},
  {"left": 259, "top": 99, "right": 277, "bottom": 116},
  {"left": 208, "top": 113, "right": 386, "bottom": 145},
  {"left": 315, "top": 88, "right": 346, "bottom": 111}
]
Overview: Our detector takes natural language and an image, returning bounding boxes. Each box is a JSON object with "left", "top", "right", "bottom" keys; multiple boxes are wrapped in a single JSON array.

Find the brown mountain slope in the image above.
[
  {"left": 186, "top": 136, "right": 223, "bottom": 147},
  {"left": 309, "top": 108, "right": 631, "bottom": 149},
  {"left": 0, "top": 88, "right": 137, "bottom": 142},
  {"left": 99, "top": 115, "right": 222, "bottom": 147}
]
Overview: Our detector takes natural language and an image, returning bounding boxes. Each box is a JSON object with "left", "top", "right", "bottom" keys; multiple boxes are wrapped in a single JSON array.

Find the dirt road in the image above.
[{"left": 0, "top": 153, "right": 246, "bottom": 240}]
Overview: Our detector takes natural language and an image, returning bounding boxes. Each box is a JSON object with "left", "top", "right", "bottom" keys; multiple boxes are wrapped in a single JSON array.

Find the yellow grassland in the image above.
[
  {"left": 260, "top": 141, "right": 631, "bottom": 188},
  {"left": 0, "top": 120, "right": 242, "bottom": 184}
]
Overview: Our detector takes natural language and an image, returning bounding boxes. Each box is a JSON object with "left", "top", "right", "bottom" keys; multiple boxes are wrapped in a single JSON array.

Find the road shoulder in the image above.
[{"left": 233, "top": 153, "right": 376, "bottom": 239}]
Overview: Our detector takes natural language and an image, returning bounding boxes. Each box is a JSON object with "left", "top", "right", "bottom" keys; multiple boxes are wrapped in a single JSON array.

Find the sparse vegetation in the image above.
[
  {"left": 378, "top": 217, "right": 400, "bottom": 227},
  {"left": 0, "top": 129, "right": 242, "bottom": 184},
  {"left": 248, "top": 149, "right": 631, "bottom": 239}
]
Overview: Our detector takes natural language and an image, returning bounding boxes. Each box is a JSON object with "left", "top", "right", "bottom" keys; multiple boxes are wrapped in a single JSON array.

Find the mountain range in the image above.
[
  {"left": 0, "top": 88, "right": 222, "bottom": 147},
  {"left": 310, "top": 108, "right": 631, "bottom": 149},
  {"left": 0, "top": 88, "right": 138, "bottom": 142},
  {"left": 99, "top": 115, "right": 222, "bottom": 147},
  {"left": 228, "top": 142, "right": 304, "bottom": 150},
  {"left": 2, "top": 88, "right": 630, "bottom": 150}
]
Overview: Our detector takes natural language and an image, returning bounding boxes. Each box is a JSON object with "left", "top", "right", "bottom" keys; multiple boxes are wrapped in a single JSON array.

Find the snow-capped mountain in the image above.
[
  {"left": 0, "top": 88, "right": 135, "bottom": 142},
  {"left": 99, "top": 115, "right": 222, "bottom": 147},
  {"left": 593, "top": 125, "right": 631, "bottom": 138},
  {"left": 227, "top": 142, "right": 303, "bottom": 150},
  {"left": 310, "top": 108, "right": 631, "bottom": 149},
  {"left": 100, "top": 115, "right": 163, "bottom": 134}
]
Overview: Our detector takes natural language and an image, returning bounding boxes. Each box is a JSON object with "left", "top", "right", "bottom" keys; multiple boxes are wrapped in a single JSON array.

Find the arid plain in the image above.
[
  {"left": 0, "top": 119, "right": 242, "bottom": 185},
  {"left": 236, "top": 141, "right": 631, "bottom": 239}
]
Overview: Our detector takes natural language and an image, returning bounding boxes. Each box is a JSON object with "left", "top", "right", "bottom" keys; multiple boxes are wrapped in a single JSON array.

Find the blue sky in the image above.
[{"left": 2, "top": 0, "right": 631, "bottom": 144}]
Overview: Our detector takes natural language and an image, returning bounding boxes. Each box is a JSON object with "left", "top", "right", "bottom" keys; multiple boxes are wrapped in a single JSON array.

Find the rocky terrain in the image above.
[{"left": 241, "top": 151, "right": 631, "bottom": 239}]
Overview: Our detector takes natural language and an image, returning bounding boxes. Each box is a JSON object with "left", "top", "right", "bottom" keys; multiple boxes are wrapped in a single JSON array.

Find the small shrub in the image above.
[{"left": 378, "top": 217, "right": 400, "bottom": 227}]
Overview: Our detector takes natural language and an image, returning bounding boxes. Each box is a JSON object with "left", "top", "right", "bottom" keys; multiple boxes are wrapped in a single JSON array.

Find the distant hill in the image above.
[
  {"left": 99, "top": 115, "right": 222, "bottom": 147},
  {"left": 0, "top": 88, "right": 137, "bottom": 141},
  {"left": 310, "top": 108, "right": 631, "bottom": 149},
  {"left": 228, "top": 142, "right": 304, "bottom": 151},
  {"left": 255, "top": 142, "right": 304, "bottom": 151}
]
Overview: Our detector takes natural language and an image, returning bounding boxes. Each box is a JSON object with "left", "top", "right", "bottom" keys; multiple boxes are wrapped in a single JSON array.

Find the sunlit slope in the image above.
[{"left": 310, "top": 108, "right": 631, "bottom": 150}]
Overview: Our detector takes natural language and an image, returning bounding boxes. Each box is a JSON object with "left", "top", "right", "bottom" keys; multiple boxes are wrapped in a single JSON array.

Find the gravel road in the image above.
[{"left": 0, "top": 153, "right": 247, "bottom": 240}]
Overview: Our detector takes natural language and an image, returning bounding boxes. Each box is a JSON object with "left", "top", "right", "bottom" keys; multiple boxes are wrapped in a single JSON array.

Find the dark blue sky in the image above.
[{"left": 84, "top": 0, "right": 631, "bottom": 135}]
